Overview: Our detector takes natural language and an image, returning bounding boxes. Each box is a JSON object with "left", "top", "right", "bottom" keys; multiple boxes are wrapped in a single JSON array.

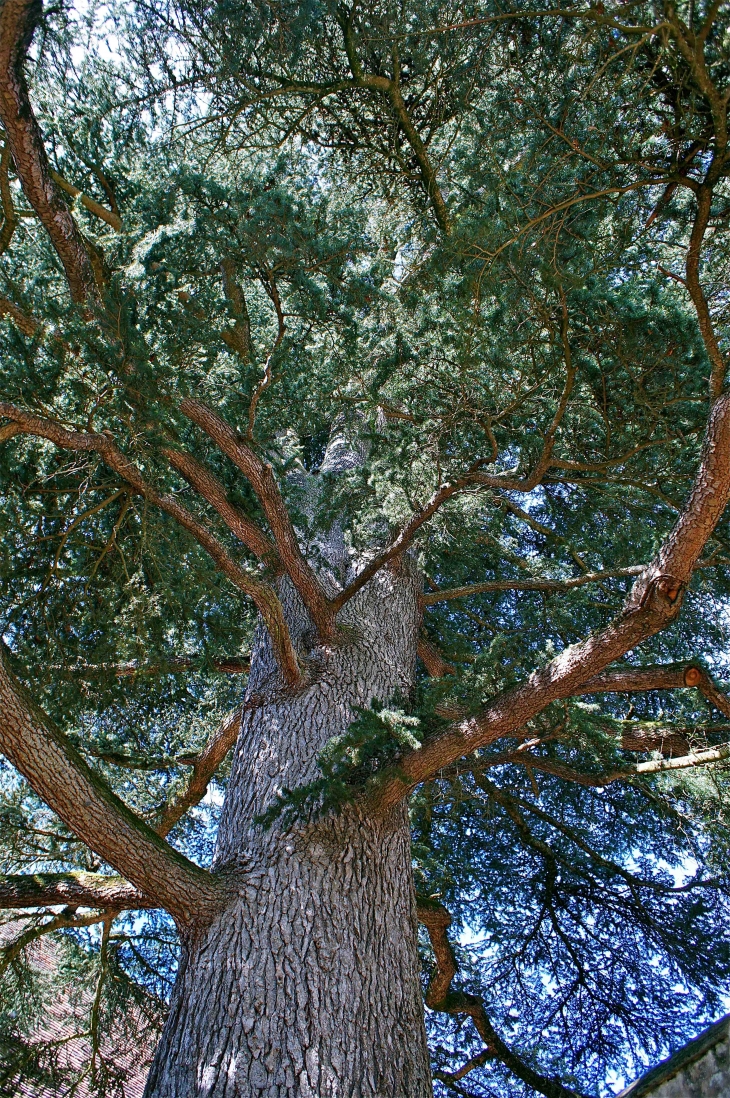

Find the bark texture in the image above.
[{"left": 145, "top": 564, "right": 432, "bottom": 1098}]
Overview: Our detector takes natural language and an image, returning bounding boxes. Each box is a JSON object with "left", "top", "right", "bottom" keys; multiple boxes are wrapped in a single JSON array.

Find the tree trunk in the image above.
[{"left": 144, "top": 565, "right": 432, "bottom": 1097}]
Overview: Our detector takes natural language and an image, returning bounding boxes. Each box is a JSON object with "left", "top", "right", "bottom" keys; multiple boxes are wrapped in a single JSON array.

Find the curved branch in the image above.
[
  {"left": 0, "top": 403, "right": 301, "bottom": 685},
  {"left": 180, "top": 398, "right": 335, "bottom": 639},
  {"left": 0, "top": 0, "right": 97, "bottom": 301},
  {"left": 0, "top": 645, "right": 225, "bottom": 926},
  {"left": 417, "top": 900, "right": 584, "bottom": 1098},
  {"left": 164, "top": 447, "right": 279, "bottom": 565},
  {"left": 155, "top": 708, "right": 241, "bottom": 836},
  {"left": 373, "top": 393, "right": 730, "bottom": 807}
]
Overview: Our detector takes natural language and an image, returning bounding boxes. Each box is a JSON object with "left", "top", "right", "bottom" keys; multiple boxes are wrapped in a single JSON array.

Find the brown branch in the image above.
[
  {"left": 180, "top": 398, "right": 335, "bottom": 639},
  {"left": 332, "top": 468, "right": 491, "bottom": 613},
  {"left": 0, "top": 0, "right": 97, "bottom": 301},
  {"left": 417, "top": 637, "right": 456, "bottom": 677},
  {"left": 372, "top": 393, "right": 730, "bottom": 808},
  {"left": 0, "top": 139, "right": 17, "bottom": 253},
  {"left": 417, "top": 900, "right": 584, "bottom": 1098},
  {"left": 337, "top": 8, "right": 451, "bottom": 234},
  {"left": 620, "top": 724, "right": 691, "bottom": 755},
  {"left": 48, "top": 168, "right": 122, "bottom": 232},
  {"left": 576, "top": 662, "right": 730, "bottom": 718},
  {"left": 0, "top": 872, "right": 153, "bottom": 911},
  {"left": 155, "top": 708, "right": 241, "bottom": 837},
  {"left": 422, "top": 566, "right": 644, "bottom": 605},
  {"left": 220, "top": 258, "right": 253, "bottom": 361},
  {"left": 0, "top": 644, "right": 225, "bottom": 926},
  {"left": 0, "top": 403, "right": 301, "bottom": 685},
  {"left": 334, "top": 446, "right": 580, "bottom": 615},
  {"left": 164, "top": 447, "right": 279, "bottom": 565},
  {"left": 686, "top": 186, "right": 726, "bottom": 400},
  {"left": 247, "top": 265, "right": 285, "bottom": 438},
  {"left": 0, "top": 292, "right": 39, "bottom": 336}
]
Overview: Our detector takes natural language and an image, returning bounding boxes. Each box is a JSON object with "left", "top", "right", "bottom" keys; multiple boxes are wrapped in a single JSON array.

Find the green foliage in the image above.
[
  {"left": 2, "top": 0, "right": 730, "bottom": 1094},
  {"left": 259, "top": 701, "right": 423, "bottom": 827}
]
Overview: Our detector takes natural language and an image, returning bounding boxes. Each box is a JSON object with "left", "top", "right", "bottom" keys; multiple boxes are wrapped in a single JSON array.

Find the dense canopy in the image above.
[{"left": 2, "top": 1, "right": 730, "bottom": 1096}]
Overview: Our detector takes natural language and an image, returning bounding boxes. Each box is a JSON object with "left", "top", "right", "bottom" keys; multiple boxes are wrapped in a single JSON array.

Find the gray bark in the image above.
[{"left": 144, "top": 562, "right": 432, "bottom": 1097}]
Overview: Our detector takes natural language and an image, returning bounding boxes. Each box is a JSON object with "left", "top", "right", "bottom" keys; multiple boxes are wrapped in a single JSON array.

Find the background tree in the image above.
[{"left": 2, "top": 1, "right": 730, "bottom": 1095}]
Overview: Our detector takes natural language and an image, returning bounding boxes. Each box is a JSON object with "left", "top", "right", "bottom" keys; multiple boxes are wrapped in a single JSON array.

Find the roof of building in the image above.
[
  {"left": 617, "top": 1014, "right": 730, "bottom": 1097},
  {"left": 2, "top": 922, "right": 151, "bottom": 1098}
]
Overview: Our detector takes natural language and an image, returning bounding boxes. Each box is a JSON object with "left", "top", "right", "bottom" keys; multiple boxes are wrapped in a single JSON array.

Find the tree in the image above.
[{"left": 2, "top": 0, "right": 730, "bottom": 1094}]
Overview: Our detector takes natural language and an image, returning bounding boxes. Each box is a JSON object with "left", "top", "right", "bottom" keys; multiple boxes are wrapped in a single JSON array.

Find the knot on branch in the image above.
[{"left": 627, "top": 573, "right": 686, "bottom": 618}]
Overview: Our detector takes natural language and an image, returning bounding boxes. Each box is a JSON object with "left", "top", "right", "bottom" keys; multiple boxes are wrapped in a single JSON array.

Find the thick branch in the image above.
[
  {"left": 374, "top": 393, "right": 730, "bottom": 807},
  {"left": 0, "top": 403, "right": 301, "bottom": 685},
  {"left": 576, "top": 662, "right": 730, "bottom": 718},
  {"left": 0, "top": 0, "right": 97, "bottom": 301},
  {"left": 164, "top": 447, "right": 279, "bottom": 565},
  {"left": 0, "top": 871, "right": 153, "bottom": 911},
  {"left": 417, "top": 900, "right": 584, "bottom": 1098},
  {"left": 180, "top": 398, "right": 335, "bottom": 639},
  {"left": 0, "top": 645, "right": 224, "bottom": 925},
  {"left": 417, "top": 637, "right": 456, "bottom": 677}
]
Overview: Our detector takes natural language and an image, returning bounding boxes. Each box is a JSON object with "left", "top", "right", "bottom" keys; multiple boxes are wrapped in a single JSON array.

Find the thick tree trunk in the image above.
[{"left": 144, "top": 565, "right": 432, "bottom": 1097}]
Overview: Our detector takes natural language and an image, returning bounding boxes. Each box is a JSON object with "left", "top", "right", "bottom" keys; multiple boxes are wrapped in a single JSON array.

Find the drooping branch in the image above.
[
  {"left": 417, "top": 900, "right": 584, "bottom": 1098},
  {"left": 0, "top": 403, "right": 301, "bottom": 685},
  {"left": 374, "top": 393, "right": 730, "bottom": 808},
  {"left": 0, "top": 645, "right": 225, "bottom": 925},
  {"left": 180, "top": 398, "right": 335, "bottom": 639},
  {"left": 0, "top": 0, "right": 97, "bottom": 301}
]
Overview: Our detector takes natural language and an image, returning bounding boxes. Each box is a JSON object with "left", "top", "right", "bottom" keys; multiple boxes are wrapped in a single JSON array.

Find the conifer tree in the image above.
[{"left": 2, "top": 1, "right": 730, "bottom": 1095}]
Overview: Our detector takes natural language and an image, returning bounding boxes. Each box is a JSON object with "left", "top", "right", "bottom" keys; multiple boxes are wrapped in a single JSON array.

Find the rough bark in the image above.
[
  {"left": 0, "top": 644, "right": 224, "bottom": 926},
  {"left": 0, "top": 0, "right": 98, "bottom": 301},
  {"left": 145, "top": 566, "right": 432, "bottom": 1098}
]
